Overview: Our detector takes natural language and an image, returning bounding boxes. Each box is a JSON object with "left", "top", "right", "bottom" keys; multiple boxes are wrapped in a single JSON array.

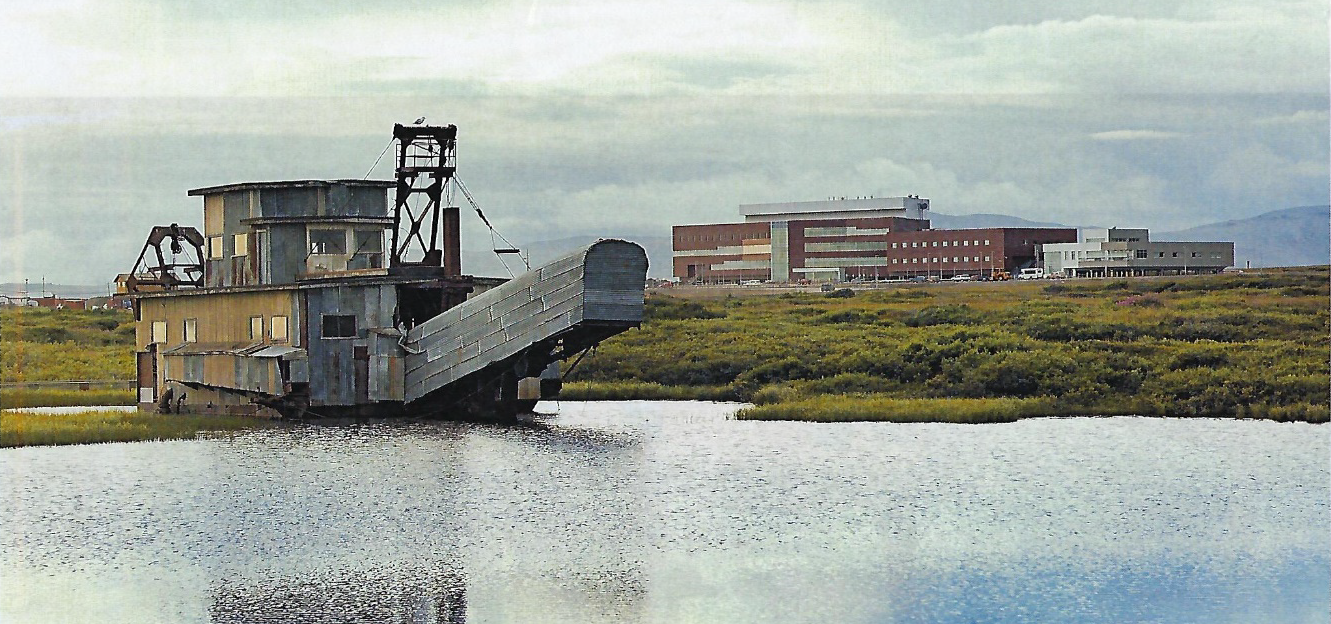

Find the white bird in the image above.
[{"left": 414, "top": 116, "right": 426, "bottom": 124}]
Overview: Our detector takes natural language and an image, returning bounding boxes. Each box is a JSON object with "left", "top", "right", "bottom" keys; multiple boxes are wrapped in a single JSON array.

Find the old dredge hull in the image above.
[{"left": 136, "top": 240, "right": 647, "bottom": 420}]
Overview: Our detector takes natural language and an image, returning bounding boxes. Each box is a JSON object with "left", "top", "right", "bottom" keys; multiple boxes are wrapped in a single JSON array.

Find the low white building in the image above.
[{"left": 1041, "top": 228, "right": 1234, "bottom": 278}]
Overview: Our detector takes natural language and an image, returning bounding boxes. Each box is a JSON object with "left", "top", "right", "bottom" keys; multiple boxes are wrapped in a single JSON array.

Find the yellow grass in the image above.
[{"left": 1, "top": 409, "right": 275, "bottom": 447}]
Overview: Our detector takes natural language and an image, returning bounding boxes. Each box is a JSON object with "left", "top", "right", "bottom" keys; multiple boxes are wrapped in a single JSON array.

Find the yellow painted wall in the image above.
[{"left": 136, "top": 289, "right": 302, "bottom": 350}]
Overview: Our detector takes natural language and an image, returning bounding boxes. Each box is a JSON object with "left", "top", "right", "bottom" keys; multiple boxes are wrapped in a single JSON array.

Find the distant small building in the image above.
[
  {"left": 32, "top": 295, "right": 86, "bottom": 310},
  {"left": 1041, "top": 228, "right": 1234, "bottom": 277},
  {"left": 673, "top": 197, "right": 1077, "bottom": 282}
]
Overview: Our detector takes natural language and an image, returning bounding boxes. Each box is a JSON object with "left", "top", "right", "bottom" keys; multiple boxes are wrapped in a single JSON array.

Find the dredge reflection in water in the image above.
[
  {"left": 210, "top": 564, "right": 468, "bottom": 624},
  {"left": 1, "top": 401, "right": 1328, "bottom": 623}
]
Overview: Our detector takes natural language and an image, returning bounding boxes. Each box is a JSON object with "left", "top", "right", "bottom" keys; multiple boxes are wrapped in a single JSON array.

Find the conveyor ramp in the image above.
[{"left": 403, "top": 240, "right": 648, "bottom": 403}]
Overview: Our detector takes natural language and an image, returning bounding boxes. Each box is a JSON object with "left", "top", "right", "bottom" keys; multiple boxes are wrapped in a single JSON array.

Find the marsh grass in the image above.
[
  {"left": 2, "top": 307, "right": 135, "bottom": 384},
  {"left": 1, "top": 387, "right": 135, "bottom": 409},
  {"left": 558, "top": 381, "right": 742, "bottom": 402},
  {"left": 1, "top": 409, "right": 275, "bottom": 448},
  {"left": 575, "top": 268, "right": 1330, "bottom": 422},
  {"left": 735, "top": 396, "right": 1062, "bottom": 423}
]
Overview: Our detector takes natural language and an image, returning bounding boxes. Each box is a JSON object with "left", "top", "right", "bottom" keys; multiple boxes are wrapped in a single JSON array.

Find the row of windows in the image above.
[
  {"left": 1057, "top": 250, "right": 1224, "bottom": 260},
  {"left": 149, "top": 315, "right": 290, "bottom": 344},
  {"left": 207, "top": 234, "right": 249, "bottom": 260},
  {"left": 147, "top": 314, "right": 367, "bottom": 344},
  {"left": 891, "top": 256, "right": 992, "bottom": 264},
  {"left": 676, "top": 233, "right": 765, "bottom": 244},
  {"left": 206, "top": 229, "right": 386, "bottom": 260},
  {"left": 892, "top": 239, "right": 990, "bottom": 249}
]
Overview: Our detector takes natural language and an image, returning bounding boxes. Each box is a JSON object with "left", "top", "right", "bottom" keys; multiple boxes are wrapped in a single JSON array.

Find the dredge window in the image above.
[{"left": 321, "top": 314, "right": 357, "bottom": 339}]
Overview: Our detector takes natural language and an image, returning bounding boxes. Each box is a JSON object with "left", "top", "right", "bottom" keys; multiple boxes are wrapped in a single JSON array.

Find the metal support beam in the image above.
[{"left": 389, "top": 123, "right": 459, "bottom": 275}]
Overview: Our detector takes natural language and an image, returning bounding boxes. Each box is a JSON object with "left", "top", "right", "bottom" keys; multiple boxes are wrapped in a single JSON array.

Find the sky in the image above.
[{"left": 1, "top": 0, "right": 1327, "bottom": 285}]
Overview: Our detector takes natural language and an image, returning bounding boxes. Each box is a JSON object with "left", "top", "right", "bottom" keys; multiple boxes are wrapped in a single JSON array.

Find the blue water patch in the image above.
[{"left": 886, "top": 554, "right": 1330, "bottom": 623}]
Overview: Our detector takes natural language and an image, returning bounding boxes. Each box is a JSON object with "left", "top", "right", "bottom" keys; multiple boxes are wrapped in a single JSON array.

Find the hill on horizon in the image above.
[{"left": 1156, "top": 205, "right": 1329, "bottom": 268}]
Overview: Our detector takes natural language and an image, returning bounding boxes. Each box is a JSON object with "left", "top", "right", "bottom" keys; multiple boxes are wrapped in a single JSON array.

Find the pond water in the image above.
[{"left": 2, "top": 401, "right": 1327, "bottom": 623}]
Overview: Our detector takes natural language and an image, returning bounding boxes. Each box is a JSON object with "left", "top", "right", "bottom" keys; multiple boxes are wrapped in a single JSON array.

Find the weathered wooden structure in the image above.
[{"left": 132, "top": 124, "right": 647, "bottom": 418}]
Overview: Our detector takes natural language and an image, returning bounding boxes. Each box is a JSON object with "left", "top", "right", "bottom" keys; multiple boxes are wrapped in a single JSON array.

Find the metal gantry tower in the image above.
[{"left": 389, "top": 123, "right": 461, "bottom": 276}]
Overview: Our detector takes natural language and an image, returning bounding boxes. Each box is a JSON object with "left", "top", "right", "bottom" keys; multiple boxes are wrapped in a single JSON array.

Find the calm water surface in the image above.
[{"left": 2, "top": 401, "right": 1328, "bottom": 623}]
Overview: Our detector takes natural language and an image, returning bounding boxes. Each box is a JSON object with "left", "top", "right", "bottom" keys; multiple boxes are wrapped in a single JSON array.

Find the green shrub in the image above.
[
  {"left": 903, "top": 304, "right": 981, "bottom": 327},
  {"left": 735, "top": 356, "right": 819, "bottom": 388},
  {"left": 644, "top": 296, "right": 726, "bottom": 321},
  {"left": 813, "top": 309, "right": 878, "bottom": 324},
  {"left": 1168, "top": 347, "right": 1229, "bottom": 370}
]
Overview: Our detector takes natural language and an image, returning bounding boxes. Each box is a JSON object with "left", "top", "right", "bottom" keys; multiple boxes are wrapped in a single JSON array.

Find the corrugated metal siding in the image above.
[
  {"left": 259, "top": 187, "right": 321, "bottom": 218},
  {"left": 266, "top": 223, "right": 305, "bottom": 284},
  {"left": 140, "top": 289, "right": 302, "bottom": 397},
  {"left": 403, "top": 240, "right": 646, "bottom": 402},
  {"left": 303, "top": 284, "right": 398, "bottom": 406}
]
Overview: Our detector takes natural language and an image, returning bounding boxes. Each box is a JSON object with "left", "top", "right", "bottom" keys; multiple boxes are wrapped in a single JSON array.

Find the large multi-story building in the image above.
[
  {"left": 673, "top": 197, "right": 1077, "bottom": 282},
  {"left": 1041, "top": 228, "right": 1234, "bottom": 277}
]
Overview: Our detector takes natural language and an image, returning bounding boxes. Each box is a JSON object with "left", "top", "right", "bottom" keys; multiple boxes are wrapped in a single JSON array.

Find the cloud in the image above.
[
  {"left": 1089, "top": 130, "right": 1185, "bottom": 141},
  {"left": 1, "top": 0, "right": 1324, "bottom": 97},
  {"left": 1207, "top": 143, "right": 1326, "bottom": 200},
  {"left": 1254, "top": 109, "right": 1330, "bottom": 126}
]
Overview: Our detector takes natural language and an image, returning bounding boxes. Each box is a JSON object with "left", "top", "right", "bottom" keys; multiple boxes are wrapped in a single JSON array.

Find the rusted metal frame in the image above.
[
  {"left": 397, "top": 191, "right": 433, "bottom": 258},
  {"left": 390, "top": 123, "right": 458, "bottom": 269},
  {"left": 128, "top": 224, "right": 205, "bottom": 291}
]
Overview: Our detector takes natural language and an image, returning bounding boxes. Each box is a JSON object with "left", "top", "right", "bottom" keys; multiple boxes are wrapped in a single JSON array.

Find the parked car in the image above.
[{"left": 1016, "top": 268, "right": 1045, "bottom": 280}]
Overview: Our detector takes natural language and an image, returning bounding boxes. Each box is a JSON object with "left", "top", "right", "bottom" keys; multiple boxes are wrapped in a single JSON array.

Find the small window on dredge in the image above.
[
  {"left": 322, "top": 314, "right": 357, "bottom": 339},
  {"left": 270, "top": 315, "right": 289, "bottom": 341}
]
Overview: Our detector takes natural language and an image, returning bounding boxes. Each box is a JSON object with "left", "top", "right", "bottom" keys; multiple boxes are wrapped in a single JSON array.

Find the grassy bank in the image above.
[
  {"left": 1, "top": 409, "right": 275, "bottom": 448},
  {"left": 735, "top": 396, "right": 1328, "bottom": 423},
  {"left": 558, "top": 381, "right": 743, "bottom": 402},
  {"left": 570, "top": 268, "right": 1331, "bottom": 423},
  {"left": 2, "top": 307, "right": 135, "bottom": 383},
  {"left": 0, "top": 387, "right": 136, "bottom": 409}
]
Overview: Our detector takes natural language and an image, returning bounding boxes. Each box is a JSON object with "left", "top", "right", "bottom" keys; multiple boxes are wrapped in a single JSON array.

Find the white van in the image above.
[{"left": 1016, "top": 268, "right": 1045, "bottom": 280}]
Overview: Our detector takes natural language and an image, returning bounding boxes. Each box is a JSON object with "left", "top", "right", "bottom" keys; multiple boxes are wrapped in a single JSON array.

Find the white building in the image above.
[{"left": 1041, "top": 228, "right": 1234, "bottom": 278}]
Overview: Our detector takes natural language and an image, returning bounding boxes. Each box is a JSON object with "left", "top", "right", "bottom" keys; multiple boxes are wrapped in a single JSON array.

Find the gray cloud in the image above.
[{"left": 0, "top": 1, "right": 1326, "bottom": 283}]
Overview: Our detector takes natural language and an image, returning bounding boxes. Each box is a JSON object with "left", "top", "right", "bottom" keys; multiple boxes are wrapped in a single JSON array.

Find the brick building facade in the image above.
[{"left": 673, "top": 197, "right": 1077, "bottom": 283}]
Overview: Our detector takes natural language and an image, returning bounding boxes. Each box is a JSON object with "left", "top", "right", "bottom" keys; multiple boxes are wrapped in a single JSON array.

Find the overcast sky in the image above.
[{"left": 1, "top": 0, "right": 1327, "bottom": 284}]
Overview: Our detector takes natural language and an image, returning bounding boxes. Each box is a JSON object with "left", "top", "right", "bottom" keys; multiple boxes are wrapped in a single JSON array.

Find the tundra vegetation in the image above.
[
  {"left": 1, "top": 409, "right": 274, "bottom": 448},
  {"left": 562, "top": 267, "right": 1330, "bottom": 423},
  {"left": 0, "top": 307, "right": 271, "bottom": 446},
  {"left": 1, "top": 306, "right": 135, "bottom": 408}
]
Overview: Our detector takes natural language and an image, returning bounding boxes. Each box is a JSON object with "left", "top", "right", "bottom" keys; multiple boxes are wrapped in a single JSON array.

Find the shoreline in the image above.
[{"left": 5, "top": 394, "right": 1324, "bottom": 449}]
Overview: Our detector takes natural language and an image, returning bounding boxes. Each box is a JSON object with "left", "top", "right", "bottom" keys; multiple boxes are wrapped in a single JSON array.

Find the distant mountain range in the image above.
[
  {"left": 927, "top": 205, "right": 1329, "bottom": 268},
  {"left": 924, "top": 212, "right": 1082, "bottom": 230},
  {"left": 1155, "top": 205, "right": 1329, "bottom": 269}
]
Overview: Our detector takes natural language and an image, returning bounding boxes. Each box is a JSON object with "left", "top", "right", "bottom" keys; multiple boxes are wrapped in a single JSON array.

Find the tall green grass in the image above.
[
  {"left": 2, "top": 307, "right": 135, "bottom": 383},
  {"left": 1, "top": 409, "right": 275, "bottom": 447},
  {"left": 558, "top": 381, "right": 742, "bottom": 402},
  {"left": 0, "top": 387, "right": 135, "bottom": 409},
  {"left": 736, "top": 396, "right": 1062, "bottom": 423}
]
